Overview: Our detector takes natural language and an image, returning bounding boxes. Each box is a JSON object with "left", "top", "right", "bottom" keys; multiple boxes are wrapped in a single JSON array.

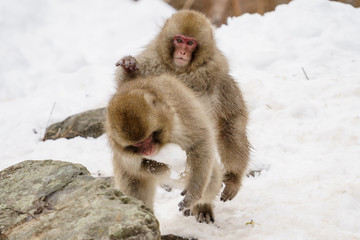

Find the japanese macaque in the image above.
[
  {"left": 115, "top": 10, "right": 250, "bottom": 202},
  {"left": 106, "top": 74, "right": 222, "bottom": 223}
]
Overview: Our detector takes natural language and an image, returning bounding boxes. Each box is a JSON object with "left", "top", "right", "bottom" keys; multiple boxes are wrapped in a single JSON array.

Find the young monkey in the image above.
[{"left": 106, "top": 74, "right": 222, "bottom": 223}]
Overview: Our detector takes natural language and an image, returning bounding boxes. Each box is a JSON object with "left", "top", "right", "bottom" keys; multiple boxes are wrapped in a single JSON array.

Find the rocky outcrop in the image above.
[
  {"left": 0, "top": 160, "right": 160, "bottom": 240},
  {"left": 43, "top": 107, "right": 106, "bottom": 141}
]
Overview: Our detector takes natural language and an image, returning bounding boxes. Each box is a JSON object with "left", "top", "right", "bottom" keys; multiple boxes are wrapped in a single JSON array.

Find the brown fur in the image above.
[
  {"left": 106, "top": 74, "right": 222, "bottom": 223},
  {"left": 115, "top": 10, "right": 250, "bottom": 201}
]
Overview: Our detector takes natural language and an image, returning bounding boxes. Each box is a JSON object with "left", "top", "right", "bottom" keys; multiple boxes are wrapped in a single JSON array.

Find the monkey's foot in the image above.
[
  {"left": 221, "top": 172, "right": 241, "bottom": 202},
  {"left": 192, "top": 203, "right": 215, "bottom": 224},
  {"left": 179, "top": 192, "right": 215, "bottom": 223},
  {"left": 115, "top": 56, "right": 138, "bottom": 73}
]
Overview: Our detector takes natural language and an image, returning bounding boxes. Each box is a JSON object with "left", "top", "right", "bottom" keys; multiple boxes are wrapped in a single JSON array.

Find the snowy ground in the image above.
[{"left": 1, "top": 0, "right": 360, "bottom": 239}]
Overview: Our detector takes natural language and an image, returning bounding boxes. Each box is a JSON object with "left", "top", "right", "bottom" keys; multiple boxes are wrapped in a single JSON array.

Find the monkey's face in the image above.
[
  {"left": 173, "top": 34, "right": 198, "bottom": 67},
  {"left": 107, "top": 91, "right": 171, "bottom": 158},
  {"left": 157, "top": 10, "right": 215, "bottom": 71},
  {"left": 133, "top": 133, "right": 156, "bottom": 156},
  {"left": 124, "top": 130, "right": 165, "bottom": 157}
]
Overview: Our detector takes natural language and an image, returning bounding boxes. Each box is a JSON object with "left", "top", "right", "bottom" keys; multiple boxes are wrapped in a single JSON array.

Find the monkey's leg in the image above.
[
  {"left": 218, "top": 119, "right": 250, "bottom": 202},
  {"left": 200, "top": 162, "right": 222, "bottom": 204},
  {"left": 183, "top": 164, "right": 221, "bottom": 223},
  {"left": 114, "top": 170, "right": 157, "bottom": 210}
]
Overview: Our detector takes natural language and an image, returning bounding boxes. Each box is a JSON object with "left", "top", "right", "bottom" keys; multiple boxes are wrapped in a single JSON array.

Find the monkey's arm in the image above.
[
  {"left": 115, "top": 54, "right": 159, "bottom": 84},
  {"left": 115, "top": 42, "right": 167, "bottom": 84},
  {"left": 178, "top": 140, "right": 212, "bottom": 211}
]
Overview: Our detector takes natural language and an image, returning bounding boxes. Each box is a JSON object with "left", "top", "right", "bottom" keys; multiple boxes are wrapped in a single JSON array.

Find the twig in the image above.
[
  {"left": 42, "top": 102, "right": 56, "bottom": 141},
  {"left": 301, "top": 67, "right": 309, "bottom": 80},
  {"left": 45, "top": 103, "right": 56, "bottom": 129},
  {"left": 60, "top": 116, "right": 79, "bottom": 138}
]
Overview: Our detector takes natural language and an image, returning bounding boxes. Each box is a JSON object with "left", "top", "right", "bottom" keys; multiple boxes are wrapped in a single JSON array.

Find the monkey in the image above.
[
  {"left": 106, "top": 74, "right": 222, "bottom": 223},
  {"left": 115, "top": 10, "right": 250, "bottom": 202}
]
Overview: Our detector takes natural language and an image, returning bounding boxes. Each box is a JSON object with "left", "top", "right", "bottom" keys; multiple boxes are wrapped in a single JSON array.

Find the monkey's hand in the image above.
[
  {"left": 115, "top": 56, "right": 139, "bottom": 73},
  {"left": 221, "top": 172, "right": 241, "bottom": 202},
  {"left": 141, "top": 158, "right": 170, "bottom": 175},
  {"left": 178, "top": 189, "right": 200, "bottom": 212}
]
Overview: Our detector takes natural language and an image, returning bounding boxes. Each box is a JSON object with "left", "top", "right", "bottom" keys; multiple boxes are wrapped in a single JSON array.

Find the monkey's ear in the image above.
[{"left": 144, "top": 93, "right": 157, "bottom": 107}]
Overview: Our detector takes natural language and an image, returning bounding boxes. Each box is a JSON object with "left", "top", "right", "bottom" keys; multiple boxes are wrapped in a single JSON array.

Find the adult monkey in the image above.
[{"left": 115, "top": 10, "right": 249, "bottom": 202}]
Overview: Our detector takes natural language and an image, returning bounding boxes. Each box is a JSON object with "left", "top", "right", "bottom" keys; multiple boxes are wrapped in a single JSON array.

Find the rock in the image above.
[
  {"left": 0, "top": 160, "right": 160, "bottom": 240},
  {"left": 43, "top": 107, "right": 106, "bottom": 141},
  {"left": 161, "top": 234, "right": 197, "bottom": 240}
]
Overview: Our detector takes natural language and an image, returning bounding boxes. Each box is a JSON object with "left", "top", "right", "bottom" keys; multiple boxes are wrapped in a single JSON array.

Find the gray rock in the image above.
[
  {"left": 0, "top": 160, "right": 160, "bottom": 240},
  {"left": 161, "top": 234, "right": 197, "bottom": 240},
  {"left": 43, "top": 107, "right": 106, "bottom": 141}
]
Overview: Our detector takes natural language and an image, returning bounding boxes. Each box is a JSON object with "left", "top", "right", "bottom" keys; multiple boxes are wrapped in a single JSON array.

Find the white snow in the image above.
[{"left": 1, "top": 0, "right": 359, "bottom": 239}]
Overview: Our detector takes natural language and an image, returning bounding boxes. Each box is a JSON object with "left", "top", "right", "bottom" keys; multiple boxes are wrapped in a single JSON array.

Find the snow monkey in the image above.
[
  {"left": 106, "top": 74, "right": 222, "bottom": 223},
  {"left": 115, "top": 10, "right": 249, "bottom": 202}
]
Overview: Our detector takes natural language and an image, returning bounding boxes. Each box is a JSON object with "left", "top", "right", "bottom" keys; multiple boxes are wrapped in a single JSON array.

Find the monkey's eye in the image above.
[
  {"left": 187, "top": 41, "right": 194, "bottom": 46},
  {"left": 176, "top": 38, "right": 183, "bottom": 43}
]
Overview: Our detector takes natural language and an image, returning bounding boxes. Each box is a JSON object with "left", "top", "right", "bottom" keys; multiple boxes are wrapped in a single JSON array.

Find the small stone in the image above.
[{"left": 43, "top": 107, "right": 106, "bottom": 140}]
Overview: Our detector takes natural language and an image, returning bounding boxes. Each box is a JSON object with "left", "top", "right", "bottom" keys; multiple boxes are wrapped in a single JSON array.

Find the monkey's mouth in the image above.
[
  {"left": 175, "top": 57, "right": 190, "bottom": 61},
  {"left": 174, "top": 57, "right": 190, "bottom": 66},
  {"left": 142, "top": 146, "right": 157, "bottom": 156},
  {"left": 133, "top": 134, "right": 157, "bottom": 156}
]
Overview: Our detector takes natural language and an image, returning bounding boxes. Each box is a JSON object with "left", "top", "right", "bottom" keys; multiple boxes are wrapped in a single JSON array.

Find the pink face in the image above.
[
  {"left": 173, "top": 34, "right": 198, "bottom": 67},
  {"left": 133, "top": 133, "right": 157, "bottom": 156}
]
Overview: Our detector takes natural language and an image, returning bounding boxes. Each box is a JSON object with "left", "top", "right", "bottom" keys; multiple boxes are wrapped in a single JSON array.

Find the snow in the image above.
[{"left": 1, "top": 0, "right": 359, "bottom": 239}]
